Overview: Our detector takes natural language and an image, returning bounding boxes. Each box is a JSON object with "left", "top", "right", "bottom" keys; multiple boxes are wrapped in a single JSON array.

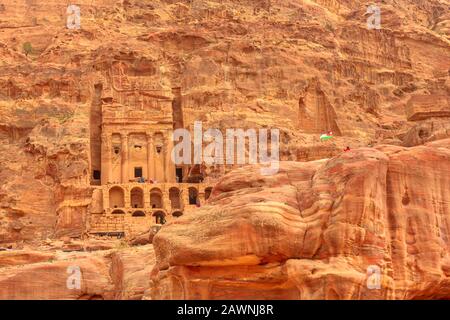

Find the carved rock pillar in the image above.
[
  {"left": 182, "top": 185, "right": 190, "bottom": 207},
  {"left": 101, "top": 132, "right": 111, "bottom": 185},
  {"left": 103, "top": 187, "right": 109, "bottom": 212},
  {"left": 147, "top": 133, "right": 155, "bottom": 181},
  {"left": 164, "top": 133, "right": 176, "bottom": 183},
  {"left": 144, "top": 185, "right": 151, "bottom": 208},
  {"left": 124, "top": 185, "right": 131, "bottom": 208},
  {"left": 121, "top": 134, "right": 129, "bottom": 183}
]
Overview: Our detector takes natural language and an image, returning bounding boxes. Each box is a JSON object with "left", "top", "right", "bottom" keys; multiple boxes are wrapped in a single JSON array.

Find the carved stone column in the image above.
[
  {"left": 182, "top": 185, "right": 190, "bottom": 207},
  {"left": 162, "top": 188, "right": 171, "bottom": 213},
  {"left": 102, "top": 187, "right": 109, "bottom": 213},
  {"left": 147, "top": 133, "right": 155, "bottom": 181},
  {"left": 121, "top": 134, "right": 129, "bottom": 183},
  {"left": 101, "top": 132, "right": 111, "bottom": 185},
  {"left": 124, "top": 185, "right": 131, "bottom": 208},
  {"left": 144, "top": 185, "right": 151, "bottom": 208},
  {"left": 164, "top": 132, "right": 176, "bottom": 183}
]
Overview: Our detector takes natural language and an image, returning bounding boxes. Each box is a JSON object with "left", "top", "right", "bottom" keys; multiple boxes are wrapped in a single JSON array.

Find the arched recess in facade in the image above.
[
  {"left": 132, "top": 210, "right": 146, "bottom": 217},
  {"left": 130, "top": 187, "right": 144, "bottom": 208},
  {"left": 188, "top": 187, "right": 199, "bottom": 205},
  {"left": 169, "top": 187, "right": 181, "bottom": 209},
  {"left": 153, "top": 210, "right": 166, "bottom": 224},
  {"left": 109, "top": 186, "right": 125, "bottom": 208},
  {"left": 204, "top": 187, "right": 213, "bottom": 201},
  {"left": 172, "top": 211, "right": 183, "bottom": 217},
  {"left": 150, "top": 188, "right": 163, "bottom": 208},
  {"left": 112, "top": 209, "right": 125, "bottom": 214}
]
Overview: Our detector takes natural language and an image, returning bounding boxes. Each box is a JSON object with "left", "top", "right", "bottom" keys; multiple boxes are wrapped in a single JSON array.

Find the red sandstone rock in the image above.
[
  {"left": 0, "top": 250, "right": 55, "bottom": 268},
  {"left": 151, "top": 140, "right": 450, "bottom": 299},
  {"left": 401, "top": 119, "right": 450, "bottom": 147},
  {"left": 110, "top": 246, "right": 156, "bottom": 300},
  {"left": 406, "top": 95, "right": 450, "bottom": 121},
  {"left": 0, "top": 0, "right": 449, "bottom": 300},
  {"left": 0, "top": 0, "right": 448, "bottom": 243},
  {"left": 0, "top": 253, "right": 114, "bottom": 299},
  {"left": 0, "top": 244, "right": 154, "bottom": 300}
]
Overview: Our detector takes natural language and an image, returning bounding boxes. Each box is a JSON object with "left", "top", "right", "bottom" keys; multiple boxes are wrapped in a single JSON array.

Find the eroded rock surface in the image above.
[
  {"left": 151, "top": 140, "right": 450, "bottom": 300},
  {"left": 0, "top": 244, "right": 154, "bottom": 300},
  {"left": 1, "top": 0, "right": 449, "bottom": 244},
  {"left": 0, "top": 0, "right": 449, "bottom": 299}
]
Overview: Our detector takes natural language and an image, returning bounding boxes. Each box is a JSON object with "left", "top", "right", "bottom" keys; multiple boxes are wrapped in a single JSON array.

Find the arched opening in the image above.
[
  {"left": 150, "top": 188, "right": 163, "bottom": 208},
  {"left": 188, "top": 187, "right": 198, "bottom": 205},
  {"left": 109, "top": 186, "right": 125, "bottom": 208},
  {"left": 169, "top": 187, "right": 181, "bottom": 209},
  {"left": 132, "top": 210, "right": 146, "bottom": 217},
  {"left": 172, "top": 211, "right": 183, "bottom": 218},
  {"left": 111, "top": 209, "right": 125, "bottom": 215},
  {"left": 130, "top": 187, "right": 144, "bottom": 208},
  {"left": 205, "top": 187, "right": 213, "bottom": 201},
  {"left": 153, "top": 210, "right": 166, "bottom": 224}
]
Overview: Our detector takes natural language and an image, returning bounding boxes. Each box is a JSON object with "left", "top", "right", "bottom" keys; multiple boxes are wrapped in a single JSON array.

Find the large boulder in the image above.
[
  {"left": 151, "top": 140, "right": 450, "bottom": 300},
  {"left": 0, "top": 245, "right": 155, "bottom": 300}
]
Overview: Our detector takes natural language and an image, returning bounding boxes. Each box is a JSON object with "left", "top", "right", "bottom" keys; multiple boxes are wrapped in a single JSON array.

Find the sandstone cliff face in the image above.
[
  {"left": 151, "top": 140, "right": 450, "bottom": 300},
  {"left": 0, "top": 0, "right": 449, "bottom": 300},
  {"left": 0, "top": 0, "right": 449, "bottom": 244},
  {"left": 0, "top": 105, "right": 90, "bottom": 243}
]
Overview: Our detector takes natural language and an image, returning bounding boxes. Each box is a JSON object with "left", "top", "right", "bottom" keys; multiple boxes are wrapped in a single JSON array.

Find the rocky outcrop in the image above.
[
  {"left": 401, "top": 119, "right": 450, "bottom": 147},
  {"left": 0, "top": 0, "right": 449, "bottom": 300},
  {"left": 406, "top": 95, "right": 450, "bottom": 121},
  {"left": 0, "top": 244, "right": 154, "bottom": 300},
  {"left": 0, "top": 0, "right": 449, "bottom": 244},
  {"left": 151, "top": 140, "right": 450, "bottom": 300},
  {"left": 110, "top": 246, "right": 155, "bottom": 300},
  {"left": 128, "top": 226, "right": 161, "bottom": 246}
]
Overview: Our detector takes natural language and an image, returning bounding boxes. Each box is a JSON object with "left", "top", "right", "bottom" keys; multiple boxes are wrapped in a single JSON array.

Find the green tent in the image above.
[{"left": 320, "top": 134, "right": 333, "bottom": 141}]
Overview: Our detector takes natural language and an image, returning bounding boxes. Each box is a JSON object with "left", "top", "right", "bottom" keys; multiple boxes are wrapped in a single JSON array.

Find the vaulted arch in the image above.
[
  {"left": 150, "top": 188, "right": 163, "bottom": 208},
  {"left": 109, "top": 186, "right": 125, "bottom": 208},
  {"left": 130, "top": 187, "right": 144, "bottom": 208},
  {"left": 172, "top": 211, "right": 183, "bottom": 218},
  {"left": 153, "top": 210, "right": 166, "bottom": 224},
  {"left": 169, "top": 187, "right": 181, "bottom": 209},
  {"left": 132, "top": 210, "right": 145, "bottom": 217}
]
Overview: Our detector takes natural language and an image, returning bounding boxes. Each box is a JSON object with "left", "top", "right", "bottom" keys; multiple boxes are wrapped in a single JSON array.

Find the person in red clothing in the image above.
[{"left": 344, "top": 146, "right": 351, "bottom": 152}]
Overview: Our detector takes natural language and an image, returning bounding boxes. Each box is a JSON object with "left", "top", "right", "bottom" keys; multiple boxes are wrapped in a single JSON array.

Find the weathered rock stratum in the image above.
[
  {"left": 0, "top": 0, "right": 449, "bottom": 300},
  {"left": 1, "top": 0, "right": 449, "bottom": 244},
  {"left": 151, "top": 140, "right": 450, "bottom": 300},
  {"left": 0, "top": 244, "right": 155, "bottom": 300}
]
